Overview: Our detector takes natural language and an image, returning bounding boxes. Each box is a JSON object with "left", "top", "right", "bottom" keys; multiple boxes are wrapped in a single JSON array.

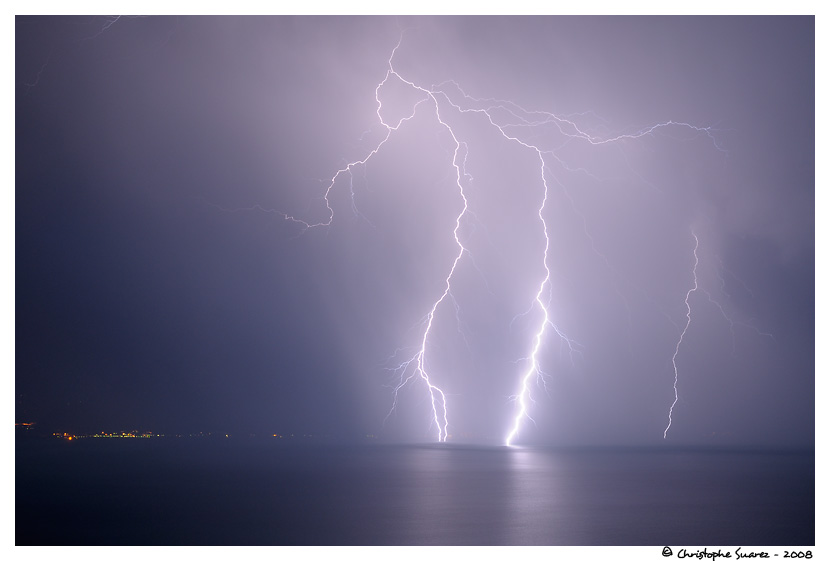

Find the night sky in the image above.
[{"left": 15, "top": 16, "right": 814, "bottom": 448}]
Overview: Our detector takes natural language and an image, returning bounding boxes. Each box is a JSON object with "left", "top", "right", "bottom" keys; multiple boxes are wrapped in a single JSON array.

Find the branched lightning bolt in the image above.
[
  {"left": 276, "top": 33, "right": 723, "bottom": 443},
  {"left": 299, "top": 37, "right": 471, "bottom": 442}
]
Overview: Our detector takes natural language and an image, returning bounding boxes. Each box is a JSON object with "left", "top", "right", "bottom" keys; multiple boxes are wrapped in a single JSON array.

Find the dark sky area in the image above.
[{"left": 15, "top": 16, "right": 814, "bottom": 447}]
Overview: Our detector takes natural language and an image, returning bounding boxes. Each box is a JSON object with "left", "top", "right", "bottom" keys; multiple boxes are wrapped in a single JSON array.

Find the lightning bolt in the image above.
[
  {"left": 277, "top": 32, "right": 723, "bottom": 443},
  {"left": 664, "top": 232, "right": 700, "bottom": 439},
  {"left": 663, "top": 232, "right": 775, "bottom": 439},
  {"left": 504, "top": 152, "right": 553, "bottom": 447}
]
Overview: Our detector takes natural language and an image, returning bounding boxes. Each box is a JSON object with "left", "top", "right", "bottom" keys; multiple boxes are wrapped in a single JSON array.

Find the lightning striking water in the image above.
[
  {"left": 664, "top": 232, "right": 700, "bottom": 439},
  {"left": 279, "top": 33, "right": 723, "bottom": 444},
  {"left": 504, "top": 153, "right": 552, "bottom": 447},
  {"left": 663, "top": 231, "right": 776, "bottom": 439}
]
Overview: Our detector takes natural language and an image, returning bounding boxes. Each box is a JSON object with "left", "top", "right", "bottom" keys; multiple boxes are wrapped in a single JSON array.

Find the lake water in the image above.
[{"left": 15, "top": 439, "right": 814, "bottom": 545}]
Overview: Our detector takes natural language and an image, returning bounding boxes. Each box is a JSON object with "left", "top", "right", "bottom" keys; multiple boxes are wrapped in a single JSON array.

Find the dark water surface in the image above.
[{"left": 16, "top": 439, "right": 814, "bottom": 545}]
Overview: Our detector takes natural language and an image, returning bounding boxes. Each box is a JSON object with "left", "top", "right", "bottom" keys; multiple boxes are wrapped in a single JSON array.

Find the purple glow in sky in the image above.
[{"left": 16, "top": 16, "right": 814, "bottom": 448}]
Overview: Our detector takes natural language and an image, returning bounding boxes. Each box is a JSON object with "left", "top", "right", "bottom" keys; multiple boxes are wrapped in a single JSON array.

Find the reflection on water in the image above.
[
  {"left": 16, "top": 440, "right": 813, "bottom": 545},
  {"left": 385, "top": 445, "right": 515, "bottom": 544},
  {"left": 348, "top": 445, "right": 813, "bottom": 545}
]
